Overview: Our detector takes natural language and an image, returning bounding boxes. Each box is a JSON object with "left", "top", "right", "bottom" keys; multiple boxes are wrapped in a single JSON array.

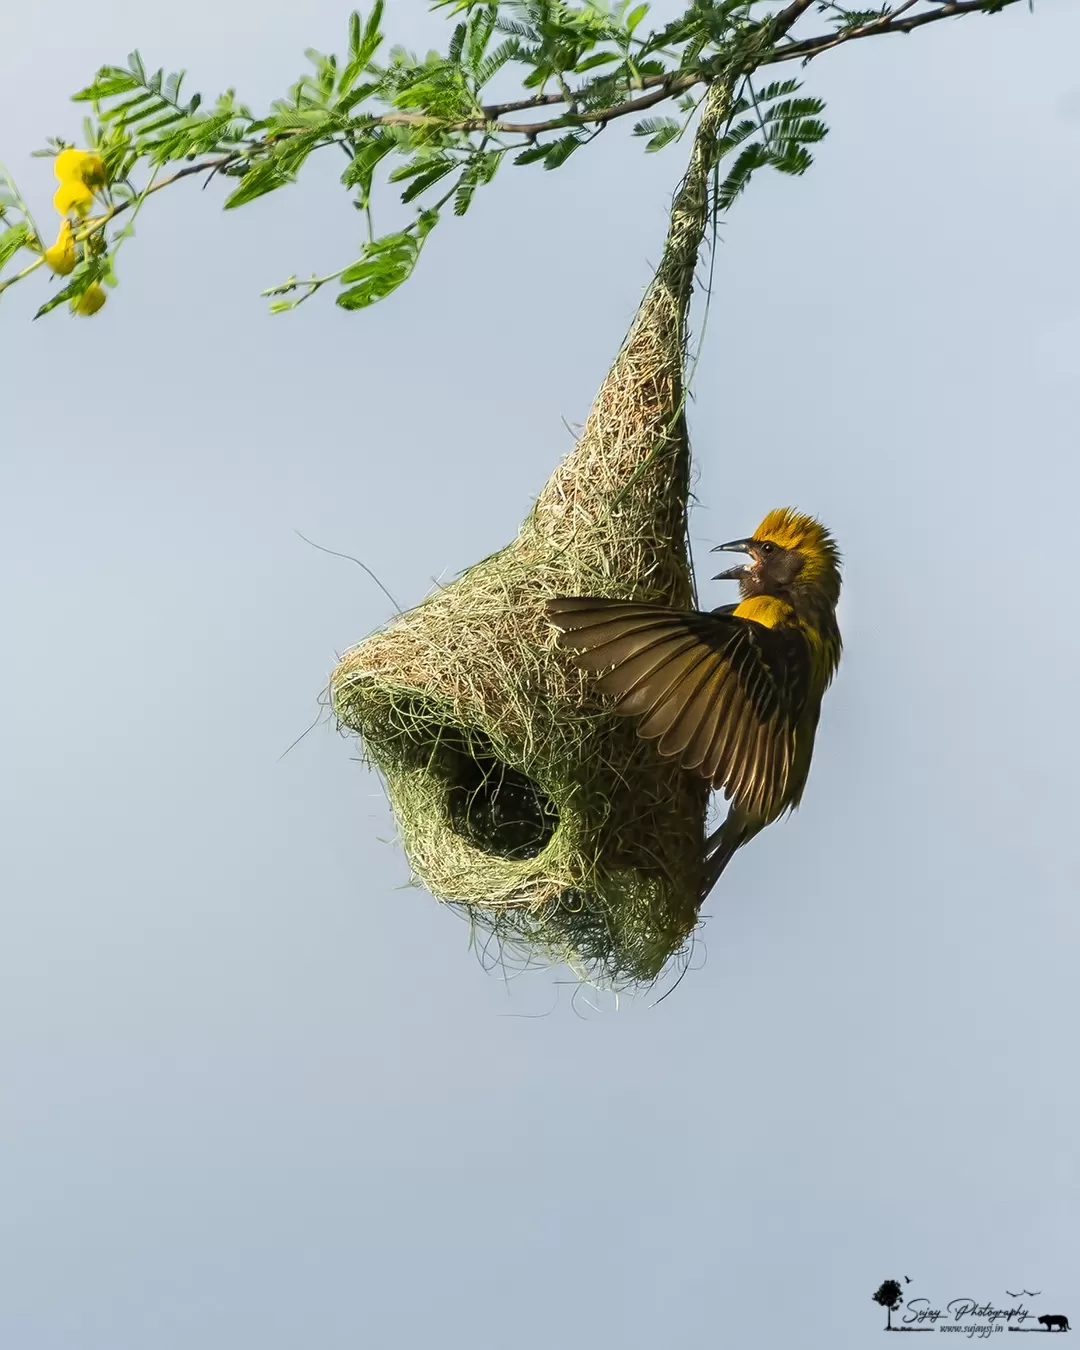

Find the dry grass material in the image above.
[{"left": 331, "top": 83, "right": 733, "bottom": 988}]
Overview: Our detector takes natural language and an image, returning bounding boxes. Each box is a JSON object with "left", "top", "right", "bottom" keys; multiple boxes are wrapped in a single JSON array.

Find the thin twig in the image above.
[
  {"left": 772, "top": 0, "right": 1020, "bottom": 64},
  {"left": 69, "top": 152, "right": 240, "bottom": 240}
]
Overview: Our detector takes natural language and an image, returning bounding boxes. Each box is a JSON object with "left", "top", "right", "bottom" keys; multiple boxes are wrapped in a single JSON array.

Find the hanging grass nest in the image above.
[{"left": 331, "top": 84, "right": 734, "bottom": 989}]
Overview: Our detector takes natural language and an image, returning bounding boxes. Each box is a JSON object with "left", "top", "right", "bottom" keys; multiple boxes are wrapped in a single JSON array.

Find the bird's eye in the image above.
[{"left": 760, "top": 542, "right": 774, "bottom": 554}]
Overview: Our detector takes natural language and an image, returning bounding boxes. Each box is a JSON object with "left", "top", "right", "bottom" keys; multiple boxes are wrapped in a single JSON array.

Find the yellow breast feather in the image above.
[{"left": 732, "top": 594, "right": 794, "bottom": 628}]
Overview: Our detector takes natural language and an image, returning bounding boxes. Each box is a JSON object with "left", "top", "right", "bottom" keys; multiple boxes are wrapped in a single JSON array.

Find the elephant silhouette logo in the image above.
[{"left": 1038, "top": 1314, "right": 1071, "bottom": 1332}]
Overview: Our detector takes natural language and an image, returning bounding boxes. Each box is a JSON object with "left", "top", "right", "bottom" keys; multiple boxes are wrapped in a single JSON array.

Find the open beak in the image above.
[{"left": 711, "top": 537, "right": 754, "bottom": 581}]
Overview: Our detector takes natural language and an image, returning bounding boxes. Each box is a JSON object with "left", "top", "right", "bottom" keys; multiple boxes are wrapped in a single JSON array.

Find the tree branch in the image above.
[
  {"left": 370, "top": 0, "right": 1027, "bottom": 133},
  {"left": 379, "top": 74, "right": 702, "bottom": 136},
  {"left": 77, "top": 153, "right": 239, "bottom": 236},
  {"left": 769, "top": 0, "right": 818, "bottom": 32},
  {"left": 767, "top": 0, "right": 1026, "bottom": 66},
  {"left": 371, "top": 0, "right": 821, "bottom": 138},
  {"left": 65, "top": 0, "right": 1030, "bottom": 246}
]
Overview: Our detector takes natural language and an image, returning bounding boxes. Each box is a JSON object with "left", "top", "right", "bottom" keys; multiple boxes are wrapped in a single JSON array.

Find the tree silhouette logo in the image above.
[
  {"left": 873, "top": 1280, "right": 906, "bottom": 1332},
  {"left": 869, "top": 1277, "right": 934, "bottom": 1333}
]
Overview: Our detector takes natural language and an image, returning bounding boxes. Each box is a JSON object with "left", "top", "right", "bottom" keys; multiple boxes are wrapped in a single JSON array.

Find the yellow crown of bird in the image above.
[{"left": 753, "top": 506, "right": 842, "bottom": 594}]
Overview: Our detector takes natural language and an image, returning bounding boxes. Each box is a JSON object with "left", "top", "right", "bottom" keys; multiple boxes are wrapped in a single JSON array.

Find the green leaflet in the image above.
[
  {"left": 223, "top": 163, "right": 295, "bottom": 209},
  {"left": 0, "top": 223, "right": 30, "bottom": 272}
]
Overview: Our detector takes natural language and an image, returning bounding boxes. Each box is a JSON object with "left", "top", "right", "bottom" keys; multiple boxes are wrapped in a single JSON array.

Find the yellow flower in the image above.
[
  {"left": 78, "top": 154, "right": 107, "bottom": 189},
  {"left": 54, "top": 148, "right": 107, "bottom": 189},
  {"left": 54, "top": 148, "right": 88, "bottom": 181},
  {"left": 53, "top": 180, "right": 95, "bottom": 217},
  {"left": 73, "top": 283, "right": 107, "bottom": 316},
  {"left": 44, "top": 220, "right": 77, "bottom": 275}
]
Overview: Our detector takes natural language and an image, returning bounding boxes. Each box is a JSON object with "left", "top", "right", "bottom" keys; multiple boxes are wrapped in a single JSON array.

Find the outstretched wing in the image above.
[{"left": 546, "top": 596, "right": 811, "bottom": 819}]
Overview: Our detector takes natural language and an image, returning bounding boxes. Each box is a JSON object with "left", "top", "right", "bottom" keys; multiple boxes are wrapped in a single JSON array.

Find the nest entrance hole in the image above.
[
  {"left": 374, "top": 698, "right": 559, "bottom": 862},
  {"left": 445, "top": 731, "right": 559, "bottom": 861}
]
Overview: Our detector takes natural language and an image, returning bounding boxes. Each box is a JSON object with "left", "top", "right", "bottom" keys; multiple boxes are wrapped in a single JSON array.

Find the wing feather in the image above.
[
  {"left": 600, "top": 637, "right": 702, "bottom": 716},
  {"left": 641, "top": 650, "right": 721, "bottom": 746},
  {"left": 547, "top": 595, "right": 811, "bottom": 819},
  {"left": 675, "top": 663, "right": 729, "bottom": 770},
  {"left": 699, "top": 676, "right": 742, "bottom": 783},
  {"left": 721, "top": 694, "right": 760, "bottom": 803}
]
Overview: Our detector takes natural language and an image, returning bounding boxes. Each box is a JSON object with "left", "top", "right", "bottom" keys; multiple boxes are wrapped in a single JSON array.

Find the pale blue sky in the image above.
[{"left": 2, "top": 2, "right": 1079, "bottom": 1347}]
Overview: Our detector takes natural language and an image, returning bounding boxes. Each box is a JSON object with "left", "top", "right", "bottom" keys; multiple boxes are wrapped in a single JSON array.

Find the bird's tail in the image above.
[{"left": 701, "top": 811, "right": 760, "bottom": 899}]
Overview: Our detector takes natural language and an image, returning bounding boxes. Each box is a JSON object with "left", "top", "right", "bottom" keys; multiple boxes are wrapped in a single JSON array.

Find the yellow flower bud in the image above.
[
  {"left": 53, "top": 180, "right": 95, "bottom": 217},
  {"left": 73, "top": 283, "right": 107, "bottom": 316},
  {"left": 44, "top": 220, "right": 77, "bottom": 275},
  {"left": 79, "top": 154, "right": 107, "bottom": 189},
  {"left": 54, "top": 148, "right": 88, "bottom": 181},
  {"left": 54, "top": 148, "right": 107, "bottom": 189}
]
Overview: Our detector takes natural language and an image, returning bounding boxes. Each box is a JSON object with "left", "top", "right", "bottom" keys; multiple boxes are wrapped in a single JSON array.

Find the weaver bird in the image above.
[{"left": 546, "top": 508, "right": 842, "bottom": 897}]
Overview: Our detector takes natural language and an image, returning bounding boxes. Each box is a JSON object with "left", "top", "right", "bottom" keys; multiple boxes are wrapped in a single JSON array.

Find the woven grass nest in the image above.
[{"left": 331, "top": 84, "right": 733, "bottom": 989}]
